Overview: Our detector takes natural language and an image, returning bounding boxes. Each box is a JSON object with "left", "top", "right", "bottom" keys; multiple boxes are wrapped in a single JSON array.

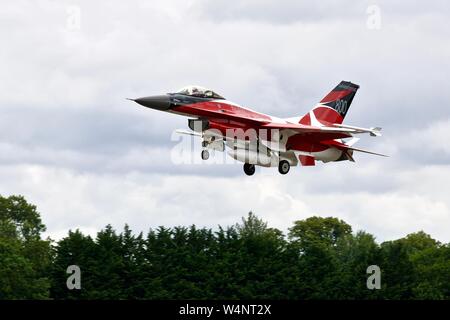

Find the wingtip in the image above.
[{"left": 126, "top": 98, "right": 135, "bottom": 101}]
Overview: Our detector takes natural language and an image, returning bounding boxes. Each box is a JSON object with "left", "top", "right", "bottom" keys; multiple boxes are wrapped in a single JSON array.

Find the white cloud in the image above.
[
  {"left": 1, "top": 162, "right": 449, "bottom": 243},
  {"left": 399, "top": 119, "right": 450, "bottom": 159},
  {"left": 0, "top": 0, "right": 449, "bottom": 243}
]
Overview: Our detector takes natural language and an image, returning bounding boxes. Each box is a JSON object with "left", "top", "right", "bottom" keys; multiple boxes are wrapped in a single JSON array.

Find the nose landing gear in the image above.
[{"left": 201, "top": 149, "right": 210, "bottom": 160}]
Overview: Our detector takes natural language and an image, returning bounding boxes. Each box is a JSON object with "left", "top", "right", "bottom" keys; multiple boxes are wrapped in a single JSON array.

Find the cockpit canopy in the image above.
[{"left": 176, "top": 85, "right": 225, "bottom": 99}]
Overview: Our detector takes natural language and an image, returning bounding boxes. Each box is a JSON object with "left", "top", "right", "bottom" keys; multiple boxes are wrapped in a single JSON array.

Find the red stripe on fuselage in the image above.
[{"left": 173, "top": 101, "right": 272, "bottom": 123}]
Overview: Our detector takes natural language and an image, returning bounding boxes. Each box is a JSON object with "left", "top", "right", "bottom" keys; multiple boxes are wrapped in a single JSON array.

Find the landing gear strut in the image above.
[
  {"left": 278, "top": 160, "right": 290, "bottom": 175},
  {"left": 243, "top": 163, "right": 255, "bottom": 176},
  {"left": 201, "top": 149, "right": 210, "bottom": 160}
]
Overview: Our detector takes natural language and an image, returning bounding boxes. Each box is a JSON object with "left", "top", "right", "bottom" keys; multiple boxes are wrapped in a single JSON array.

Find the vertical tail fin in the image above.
[{"left": 299, "top": 81, "right": 359, "bottom": 126}]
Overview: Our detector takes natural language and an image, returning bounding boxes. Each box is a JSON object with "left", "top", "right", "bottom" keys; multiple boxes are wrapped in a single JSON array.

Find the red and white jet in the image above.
[{"left": 130, "top": 81, "right": 386, "bottom": 175}]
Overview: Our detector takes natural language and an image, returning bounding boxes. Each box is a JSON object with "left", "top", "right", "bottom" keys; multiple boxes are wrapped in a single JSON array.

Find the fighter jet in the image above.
[{"left": 130, "top": 81, "right": 386, "bottom": 175}]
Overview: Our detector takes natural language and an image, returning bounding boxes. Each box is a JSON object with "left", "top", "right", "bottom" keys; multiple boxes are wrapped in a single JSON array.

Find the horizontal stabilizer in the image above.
[{"left": 345, "top": 137, "right": 360, "bottom": 147}]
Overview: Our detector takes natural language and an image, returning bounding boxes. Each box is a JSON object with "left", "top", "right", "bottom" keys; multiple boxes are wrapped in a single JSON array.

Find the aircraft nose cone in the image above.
[{"left": 133, "top": 95, "right": 171, "bottom": 111}]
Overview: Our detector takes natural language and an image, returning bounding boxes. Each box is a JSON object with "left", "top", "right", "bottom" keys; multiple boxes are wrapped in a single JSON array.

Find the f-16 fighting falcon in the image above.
[{"left": 129, "top": 81, "right": 386, "bottom": 175}]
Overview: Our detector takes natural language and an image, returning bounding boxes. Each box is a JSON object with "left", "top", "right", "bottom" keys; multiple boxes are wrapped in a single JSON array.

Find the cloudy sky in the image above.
[{"left": 1, "top": 0, "right": 449, "bottom": 242}]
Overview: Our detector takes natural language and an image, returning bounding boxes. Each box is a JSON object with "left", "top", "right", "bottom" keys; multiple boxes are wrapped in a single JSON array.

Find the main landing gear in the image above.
[
  {"left": 278, "top": 160, "right": 290, "bottom": 175},
  {"left": 243, "top": 163, "right": 255, "bottom": 176},
  {"left": 243, "top": 161, "right": 290, "bottom": 175}
]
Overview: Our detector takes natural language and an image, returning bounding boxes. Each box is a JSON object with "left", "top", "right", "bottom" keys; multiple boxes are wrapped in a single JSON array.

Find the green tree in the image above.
[
  {"left": 287, "top": 217, "right": 353, "bottom": 299},
  {"left": 379, "top": 231, "right": 448, "bottom": 300},
  {"left": 119, "top": 225, "right": 147, "bottom": 298},
  {"left": 232, "top": 212, "right": 288, "bottom": 299},
  {"left": 0, "top": 195, "right": 51, "bottom": 299},
  {"left": 379, "top": 239, "right": 416, "bottom": 299},
  {"left": 334, "top": 231, "right": 382, "bottom": 299},
  {"left": 50, "top": 229, "right": 97, "bottom": 299},
  {"left": 410, "top": 245, "right": 449, "bottom": 299},
  {"left": 289, "top": 216, "right": 352, "bottom": 248},
  {"left": 400, "top": 232, "right": 448, "bottom": 299}
]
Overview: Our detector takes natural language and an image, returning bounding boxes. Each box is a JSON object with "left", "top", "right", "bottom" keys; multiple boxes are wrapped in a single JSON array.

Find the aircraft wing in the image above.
[
  {"left": 260, "top": 122, "right": 356, "bottom": 136},
  {"left": 180, "top": 104, "right": 381, "bottom": 140},
  {"left": 261, "top": 122, "right": 381, "bottom": 137}
]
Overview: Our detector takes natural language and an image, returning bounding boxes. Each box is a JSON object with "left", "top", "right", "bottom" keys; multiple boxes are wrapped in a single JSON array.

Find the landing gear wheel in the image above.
[
  {"left": 278, "top": 160, "right": 290, "bottom": 175},
  {"left": 243, "top": 163, "right": 255, "bottom": 176},
  {"left": 201, "top": 150, "right": 209, "bottom": 160}
]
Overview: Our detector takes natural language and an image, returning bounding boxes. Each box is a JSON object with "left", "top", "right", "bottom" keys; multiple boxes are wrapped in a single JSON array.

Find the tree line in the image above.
[{"left": 0, "top": 194, "right": 449, "bottom": 299}]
